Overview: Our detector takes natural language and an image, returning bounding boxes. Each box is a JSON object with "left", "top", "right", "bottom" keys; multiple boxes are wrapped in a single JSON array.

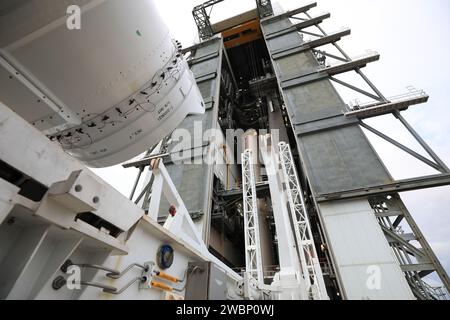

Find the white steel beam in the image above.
[
  {"left": 259, "top": 135, "right": 308, "bottom": 300},
  {"left": 241, "top": 150, "right": 264, "bottom": 285},
  {"left": 278, "top": 142, "right": 328, "bottom": 300}
]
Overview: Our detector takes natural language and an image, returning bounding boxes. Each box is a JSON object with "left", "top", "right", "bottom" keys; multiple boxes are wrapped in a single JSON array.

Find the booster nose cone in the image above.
[{"left": 0, "top": 0, "right": 204, "bottom": 167}]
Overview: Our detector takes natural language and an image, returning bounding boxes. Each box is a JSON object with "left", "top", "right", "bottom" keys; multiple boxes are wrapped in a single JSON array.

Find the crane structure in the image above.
[{"left": 0, "top": 0, "right": 449, "bottom": 300}]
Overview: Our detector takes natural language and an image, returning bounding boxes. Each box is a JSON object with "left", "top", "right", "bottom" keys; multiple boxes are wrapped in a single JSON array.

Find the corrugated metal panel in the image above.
[{"left": 319, "top": 199, "right": 414, "bottom": 299}]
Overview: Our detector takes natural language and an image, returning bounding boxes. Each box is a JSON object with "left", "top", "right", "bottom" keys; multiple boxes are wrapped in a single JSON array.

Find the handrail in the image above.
[
  {"left": 347, "top": 88, "right": 428, "bottom": 111},
  {"left": 320, "top": 50, "right": 379, "bottom": 70},
  {"left": 52, "top": 276, "right": 146, "bottom": 295},
  {"left": 103, "top": 277, "right": 145, "bottom": 295},
  {"left": 61, "top": 260, "right": 149, "bottom": 279},
  {"left": 107, "top": 263, "right": 148, "bottom": 279}
]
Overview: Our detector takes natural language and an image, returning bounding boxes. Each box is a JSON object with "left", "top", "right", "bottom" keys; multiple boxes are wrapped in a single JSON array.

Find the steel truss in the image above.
[
  {"left": 260, "top": 2, "right": 450, "bottom": 298},
  {"left": 288, "top": 10, "right": 449, "bottom": 176},
  {"left": 192, "top": 0, "right": 224, "bottom": 41},
  {"left": 369, "top": 194, "right": 449, "bottom": 300},
  {"left": 241, "top": 150, "right": 264, "bottom": 284},
  {"left": 309, "top": 10, "right": 450, "bottom": 298},
  {"left": 278, "top": 142, "right": 327, "bottom": 299},
  {"left": 193, "top": 0, "right": 273, "bottom": 41}
]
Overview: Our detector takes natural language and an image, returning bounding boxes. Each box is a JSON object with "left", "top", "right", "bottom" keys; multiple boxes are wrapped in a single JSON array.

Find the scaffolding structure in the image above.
[{"left": 241, "top": 150, "right": 264, "bottom": 284}]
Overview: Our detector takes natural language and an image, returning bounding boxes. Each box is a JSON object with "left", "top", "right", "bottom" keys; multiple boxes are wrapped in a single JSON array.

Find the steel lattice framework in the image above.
[
  {"left": 278, "top": 142, "right": 326, "bottom": 299},
  {"left": 193, "top": 0, "right": 273, "bottom": 41},
  {"left": 192, "top": 0, "right": 224, "bottom": 41},
  {"left": 369, "top": 195, "right": 450, "bottom": 300},
  {"left": 241, "top": 150, "right": 264, "bottom": 284}
]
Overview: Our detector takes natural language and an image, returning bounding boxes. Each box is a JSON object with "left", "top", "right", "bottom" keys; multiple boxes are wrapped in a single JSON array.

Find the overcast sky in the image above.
[{"left": 94, "top": 0, "right": 450, "bottom": 286}]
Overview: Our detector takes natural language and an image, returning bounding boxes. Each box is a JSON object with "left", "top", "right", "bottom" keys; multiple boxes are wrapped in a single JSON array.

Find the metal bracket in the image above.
[
  {"left": 195, "top": 71, "right": 217, "bottom": 84},
  {"left": 265, "top": 13, "right": 331, "bottom": 40},
  {"left": 280, "top": 52, "right": 380, "bottom": 90},
  {"left": 261, "top": 2, "right": 317, "bottom": 24},
  {"left": 272, "top": 28, "right": 351, "bottom": 60},
  {"left": 317, "top": 173, "right": 450, "bottom": 202},
  {"left": 139, "top": 261, "right": 156, "bottom": 289}
]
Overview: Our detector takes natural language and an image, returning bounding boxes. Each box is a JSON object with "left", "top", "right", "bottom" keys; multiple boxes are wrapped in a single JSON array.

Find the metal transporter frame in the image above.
[
  {"left": 259, "top": 2, "right": 450, "bottom": 299},
  {"left": 0, "top": 101, "right": 250, "bottom": 300}
]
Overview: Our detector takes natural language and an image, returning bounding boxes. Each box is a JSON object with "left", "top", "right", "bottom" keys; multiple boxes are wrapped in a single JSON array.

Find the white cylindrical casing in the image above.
[
  {"left": 243, "top": 128, "right": 260, "bottom": 174},
  {"left": 0, "top": 0, "right": 204, "bottom": 167},
  {"left": 242, "top": 128, "right": 276, "bottom": 271}
]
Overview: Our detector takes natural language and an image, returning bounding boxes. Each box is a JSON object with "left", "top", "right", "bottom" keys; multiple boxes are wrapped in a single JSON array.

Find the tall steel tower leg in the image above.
[
  {"left": 278, "top": 142, "right": 329, "bottom": 300},
  {"left": 241, "top": 150, "right": 264, "bottom": 286},
  {"left": 260, "top": 135, "right": 310, "bottom": 300}
]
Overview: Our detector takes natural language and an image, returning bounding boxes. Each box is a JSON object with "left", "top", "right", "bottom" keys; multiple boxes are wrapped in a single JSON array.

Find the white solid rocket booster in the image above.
[{"left": 0, "top": 0, "right": 204, "bottom": 167}]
